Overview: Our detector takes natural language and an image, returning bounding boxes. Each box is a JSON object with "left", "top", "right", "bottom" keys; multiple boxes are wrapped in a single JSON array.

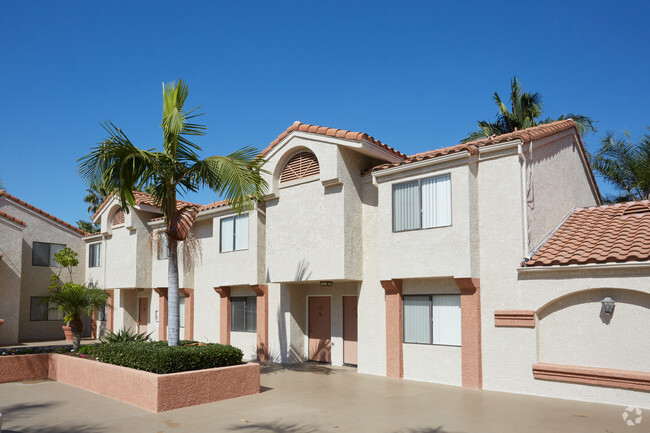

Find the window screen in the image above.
[
  {"left": 231, "top": 296, "right": 257, "bottom": 332},
  {"left": 32, "top": 242, "right": 65, "bottom": 266},
  {"left": 392, "top": 174, "right": 451, "bottom": 232},
  {"left": 403, "top": 294, "right": 461, "bottom": 346}
]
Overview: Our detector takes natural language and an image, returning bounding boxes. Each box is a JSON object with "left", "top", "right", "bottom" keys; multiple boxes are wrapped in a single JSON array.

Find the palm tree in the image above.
[
  {"left": 589, "top": 128, "right": 650, "bottom": 202},
  {"left": 78, "top": 78, "right": 268, "bottom": 346},
  {"left": 84, "top": 181, "right": 112, "bottom": 215},
  {"left": 45, "top": 248, "right": 109, "bottom": 351},
  {"left": 461, "top": 76, "right": 597, "bottom": 143}
]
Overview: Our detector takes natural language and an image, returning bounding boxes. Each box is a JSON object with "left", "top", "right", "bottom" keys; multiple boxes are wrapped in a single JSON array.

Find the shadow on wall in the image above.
[
  {"left": 294, "top": 259, "right": 312, "bottom": 281},
  {"left": 269, "top": 304, "right": 303, "bottom": 364}
]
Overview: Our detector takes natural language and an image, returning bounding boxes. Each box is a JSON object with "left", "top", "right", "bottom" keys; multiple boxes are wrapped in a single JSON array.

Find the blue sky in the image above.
[{"left": 1, "top": 1, "right": 648, "bottom": 225}]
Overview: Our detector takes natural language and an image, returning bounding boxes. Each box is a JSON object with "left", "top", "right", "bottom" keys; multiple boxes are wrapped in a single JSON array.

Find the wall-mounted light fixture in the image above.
[
  {"left": 601, "top": 296, "right": 615, "bottom": 315},
  {"left": 320, "top": 281, "right": 333, "bottom": 287}
]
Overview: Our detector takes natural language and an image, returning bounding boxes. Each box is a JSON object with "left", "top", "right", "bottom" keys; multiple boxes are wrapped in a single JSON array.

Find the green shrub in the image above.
[
  {"left": 78, "top": 341, "right": 243, "bottom": 374},
  {"left": 99, "top": 327, "right": 152, "bottom": 343}
]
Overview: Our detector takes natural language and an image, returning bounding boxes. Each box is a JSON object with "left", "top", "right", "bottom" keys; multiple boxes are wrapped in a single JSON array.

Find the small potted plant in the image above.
[{"left": 44, "top": 248, "right": 110, "bottom": 351}]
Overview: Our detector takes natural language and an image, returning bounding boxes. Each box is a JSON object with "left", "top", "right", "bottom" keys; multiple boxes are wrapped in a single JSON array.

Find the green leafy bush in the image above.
[
  {"left": 99, "top": 327, "right": 152, "bottom": 343},
  {"left": 77, "top": 341, "right": 243, "bottom": 374}
]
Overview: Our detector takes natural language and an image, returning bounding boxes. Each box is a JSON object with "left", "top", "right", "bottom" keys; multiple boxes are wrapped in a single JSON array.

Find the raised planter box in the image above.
[{"left": 0, "top": 353, "right": 259, "bottom": 412}]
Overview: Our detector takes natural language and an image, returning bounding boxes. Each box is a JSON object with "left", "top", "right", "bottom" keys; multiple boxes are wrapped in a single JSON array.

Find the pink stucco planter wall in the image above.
[{"left": 0, "top": 353, "right": 260, "bottom": 412}]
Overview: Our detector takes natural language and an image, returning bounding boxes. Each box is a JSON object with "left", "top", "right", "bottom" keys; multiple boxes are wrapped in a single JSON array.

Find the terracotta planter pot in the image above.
[
  {"left": 0, "top": 319, "right": 5, "bottom": 327},
  {"left": 62, "top": 325, "right": 73, "bottom": 342}
]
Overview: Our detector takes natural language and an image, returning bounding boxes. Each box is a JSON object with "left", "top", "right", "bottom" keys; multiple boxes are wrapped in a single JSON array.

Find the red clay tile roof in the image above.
[
  {"left": 368, "top": 119, "right": 591, "bottom": 175},
  {"left": 199, "top": 199, "right": 231, "bottom": 211},
  {"left": 92, "top": 191, "right": 199, "bottom": 221},
  {"left": 0, "top": 209, "right": 26, "bottom": 227},
  {"left": 525, "top": 200, "right": 650, "bottom": 267},
  {"left": 261, "top": 121, "right": 407, "bottom": 160},
  {"left": 84, "top": 231, "right": 101, "bottom": 237},
  {"left": 0, "top": 190, "right": 85, "bottom": 235}
]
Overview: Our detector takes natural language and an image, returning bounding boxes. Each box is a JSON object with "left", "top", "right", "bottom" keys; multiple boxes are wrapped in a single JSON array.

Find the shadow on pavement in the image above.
[
  {"left": 3, "top": 425, "right": 107, "bottom": 433},
  {"left": 226, "top": 421, "right": 320, "bottom": 432},
  {"left": 259, "top": 362, "right": 336, "bottom": 376}
]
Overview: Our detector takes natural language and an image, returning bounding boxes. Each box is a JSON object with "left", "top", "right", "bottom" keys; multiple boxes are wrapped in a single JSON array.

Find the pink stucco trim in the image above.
[
  {"left": 381, "top": 279, "right": 403, "bottom": 379},
  {"left": 180, "top": 288, "right": 194, "bottom": 340},
  {"left": 251, "top": 284, "right": 269, "bottom": 362},
  {"left": 214, "top": 286, "right": 231, "bottom": 345},
  {"left": 0, "top": 354, "right": 260, "bottom": 412},
  {"left": 0, "top": 354, "right": 49, "bottom": 383},
  {"left": 154, "top": 288, "right": 168, "bottom": 341},
  {"left": 494, "top": 310, "right": 536, "bottom": 328},
  {"left": 533, "top": 362, "right": 650, "bottom": 392},
  {"left": 455, "top": 278, "right": 482, "bottom": 390},
  {"left": 106, "top": 290, "right": 114, "bottom": 332}
]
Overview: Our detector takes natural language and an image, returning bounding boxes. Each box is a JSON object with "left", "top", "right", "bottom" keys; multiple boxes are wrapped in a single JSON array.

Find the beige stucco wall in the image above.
[
  {"left": 375, "top": 160, "right": 473, "bottom": 280},
  {"left": 0, "top": 219, "right": 24, "bottom": 344},
  {"left": 229, "top": 285, "right": 258, "bottom": 359},
  {"left": 0, "top": 199, "right": 85, "bottom": 341},
  {"left": 524, "top": 131, "right": 599, "bottom": 251}
]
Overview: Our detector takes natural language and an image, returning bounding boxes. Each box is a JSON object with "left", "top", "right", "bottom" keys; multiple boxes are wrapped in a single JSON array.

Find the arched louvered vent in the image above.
[
  {"left": 112, "top": 208, "right": 125, "bottom": 226},
  {"left": 622, "top": 203, "right": 650, "bottom": 216},
  {"left": 280, "top": 151, "right": 320, "bottom": 183}
]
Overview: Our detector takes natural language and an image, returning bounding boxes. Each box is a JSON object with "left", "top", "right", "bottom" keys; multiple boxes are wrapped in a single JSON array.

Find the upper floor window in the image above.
[
  {"left": 89, "top": 243, "right": 101, "bottom": 268},
  {"left": 392, "top": 174, "right": 451, "bottom": 232},
  {"left": 32, "top": 242, "right": 65, "bottom": 267},
  {"left": 112, "top": 207, "right": 125, "bottom": 226},
  {"left": 231, "top": 296, "right": 257, "bottom": 332},
  {"left": 403, "top": 294, "right": 461, "bottom": 346},
  {"left": 220, "top": 214, "right": 248, "bottom": 253},
  {"left": 158, "top": 233, "right": 168, "bottom": 260},
  {"left": 280, "top": 151, "right": 320, "bottom": 183}
]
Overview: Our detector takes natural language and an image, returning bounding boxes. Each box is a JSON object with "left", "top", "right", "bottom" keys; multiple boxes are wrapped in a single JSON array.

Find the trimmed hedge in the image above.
[{"left": 77, "top": 341, "right": 244, "bottom": 374}]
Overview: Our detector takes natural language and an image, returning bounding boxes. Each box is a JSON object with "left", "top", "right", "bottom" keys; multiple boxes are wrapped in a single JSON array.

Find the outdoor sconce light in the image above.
[
  {"left": 601, "top": 297, "right": 615, "bottom": 315},
  {"left": 320, "top": 281, "right": 333, "bottom": 287}
]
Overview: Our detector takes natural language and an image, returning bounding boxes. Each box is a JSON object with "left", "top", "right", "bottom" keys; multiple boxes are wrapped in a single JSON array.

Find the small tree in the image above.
[{"left": 44, "top": 248, "right": 109, "bottom": 351}]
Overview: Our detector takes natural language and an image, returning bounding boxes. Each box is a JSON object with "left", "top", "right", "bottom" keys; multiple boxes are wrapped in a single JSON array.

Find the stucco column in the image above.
[
  {"left": 91, "top": 308, "right": 98, "bottom": 339},
  {"left": 106, "top": 290, "right": 115, "bottom": 333},
  {"left": 455, "top": 278, "right": 482, "bottom": 389},
  {"left": 180, "top": 288, "right": 194, "bottom": 341},
  {"left": 214, "top": 286, "right": 231, "bottom": 345},
  {"left": 381, "top": 279, "right": 403, "bottom": 379},
  {"left": 251, "top": 284, "right": 269, "bottom": 362},
  {"left": 154, "top": 288, "right": 168, "bottom": 341}
]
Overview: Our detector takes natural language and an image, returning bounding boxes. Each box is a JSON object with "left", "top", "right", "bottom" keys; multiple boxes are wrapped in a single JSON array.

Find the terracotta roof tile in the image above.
[
  {"left": 0, "top": 209, "right": 26, "bottom": 227},
  {"left": 199, "top": 199, "right": 231, "bottom": 211},
  {"left": 261, "top": 121, "right": 407, "bottom": 160},
  {"left": 0, "top": 190, "right": 85, "bottom": 235},
  {"left": 92, "top": 191, "right": 199, "bottom": 220},
  {"left": 84, "top": 231, "right": 101, "bottom": 237},
  {"left": 525, "top": 200, "right": 650, "bottom": 267}
]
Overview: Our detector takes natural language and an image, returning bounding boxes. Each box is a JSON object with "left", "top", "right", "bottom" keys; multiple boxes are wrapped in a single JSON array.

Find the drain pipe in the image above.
[{"left": 518, "top": 142, "right": 530, "bottom": 259}]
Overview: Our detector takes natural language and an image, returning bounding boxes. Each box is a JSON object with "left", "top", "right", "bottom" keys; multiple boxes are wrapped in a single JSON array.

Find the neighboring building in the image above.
[
  {"left": 84, "top": 119, "right": 649, "bottom": 409},
  {"left": 0, "top": 191, "right": 87, "bottom": 345}
]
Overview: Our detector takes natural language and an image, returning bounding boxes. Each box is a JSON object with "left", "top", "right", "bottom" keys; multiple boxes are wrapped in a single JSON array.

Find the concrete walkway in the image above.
[{"left": 0, "top": 363, "right": 635, "bottom": 433}]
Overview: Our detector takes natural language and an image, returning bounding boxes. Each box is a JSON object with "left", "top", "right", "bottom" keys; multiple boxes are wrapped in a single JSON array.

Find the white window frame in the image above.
[
  {"left": 89, "top": 242, "right": 102, "bottom": 268},
  {"left": 220, "top": 214, "right": 249, "bottom": 253},
  {"left": 403, "top": 294, "right": 461, "bottom": 346},
  {"left": 392, "top": 173, "right": 452, "bottom": 232}
]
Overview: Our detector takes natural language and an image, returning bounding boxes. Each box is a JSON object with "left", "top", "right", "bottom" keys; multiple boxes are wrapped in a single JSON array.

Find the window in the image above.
[
  {"left": 220, "top": 214, "right": 248, "bottom": 253},
  {"left": 403, "top": 294, "right": 461, "bottom": 346},
  {"left": 158, "top": 233, "right": 168, "bottom": 260},
  {"left": 280, "top": 151, "right": 320, "bottom": 183},
  {"left": 231, "top": 296, "right": 257, "bottom": 332},
  {"left": 179, "top": 296, "right": 185, "bottom": 328},
  {"left": 30, "top": 297, "right": 65, "bottom": 321},
  {"left": 32, "top": 242, "right": 65, "bottom": 266},
  {"left": 392, "top": 174, "right": 451, "bottom": 232},
  {"left": 89, "top": 243, "right": 101, "bottom": 267}
]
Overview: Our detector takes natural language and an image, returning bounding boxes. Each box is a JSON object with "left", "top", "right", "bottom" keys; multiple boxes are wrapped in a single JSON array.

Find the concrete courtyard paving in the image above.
[{"left": 0, "top": 363, "right": 636, "bottom": 433}]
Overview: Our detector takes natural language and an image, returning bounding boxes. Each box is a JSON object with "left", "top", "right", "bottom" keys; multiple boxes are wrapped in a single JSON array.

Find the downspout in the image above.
[{"left": 518, "top": 142, "right": 530, "bottom": 259}]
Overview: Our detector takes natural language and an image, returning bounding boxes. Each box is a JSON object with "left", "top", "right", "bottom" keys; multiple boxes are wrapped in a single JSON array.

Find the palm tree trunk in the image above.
[
  {"left": 70, "top": 317, "right": 83, "bottom": 351},
  {"left": 167, "top": 236, "right": 180, "bottom": 346}
]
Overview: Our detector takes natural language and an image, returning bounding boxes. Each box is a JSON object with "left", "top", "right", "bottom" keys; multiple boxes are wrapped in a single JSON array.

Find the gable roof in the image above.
[
  {"left": 368, "top": 119, "right": 583, "bottom": 173},
  {"left": 0, "top": 209, "right": 26, "bottom": 227},
  {"left": 261, "top": 121, "right": 407, "bottom": 160},
  {"left": 525, "top": 200, "right": 650, "bottom": 267},
  {"left": 0, "top": 190, "right": 85, "bottom": 235},
  {"left": 92, "top": 191, "right": 200, "bottom": 221}
]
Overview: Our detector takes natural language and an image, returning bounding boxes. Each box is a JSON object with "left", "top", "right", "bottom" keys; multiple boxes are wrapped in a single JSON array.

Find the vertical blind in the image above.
[
  {"left": 221, "top": 214, "right": 249, "bottom": 252},
  {"left": 392, "top": 174, "right": 451, "bottom": 232},
  {"left": 220, "top": 217, "right": 234, "bottom": 252},
  {"left": 89, "top": 243, "right": 101, "bottom": 267},
  {"left": 432, "top": 295, "right": 461, "bottom": 345},
  {"left": 403, "top": 294, "right": 461, "bottom": 346},
  {"left": 33, "top": 242, "right": 65, "bottom": 266},
  {"left": 179, "top": 296, "right": 185, "bottom": 328},
  {"left": 234, "top": 214, "right": 249, "bottom": 251},
  {"left": 403, "top": 295, "right": 431, "bottom": 343},
  {"left": 231, "top": 296, "right": 257, "bottom": 332}
]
